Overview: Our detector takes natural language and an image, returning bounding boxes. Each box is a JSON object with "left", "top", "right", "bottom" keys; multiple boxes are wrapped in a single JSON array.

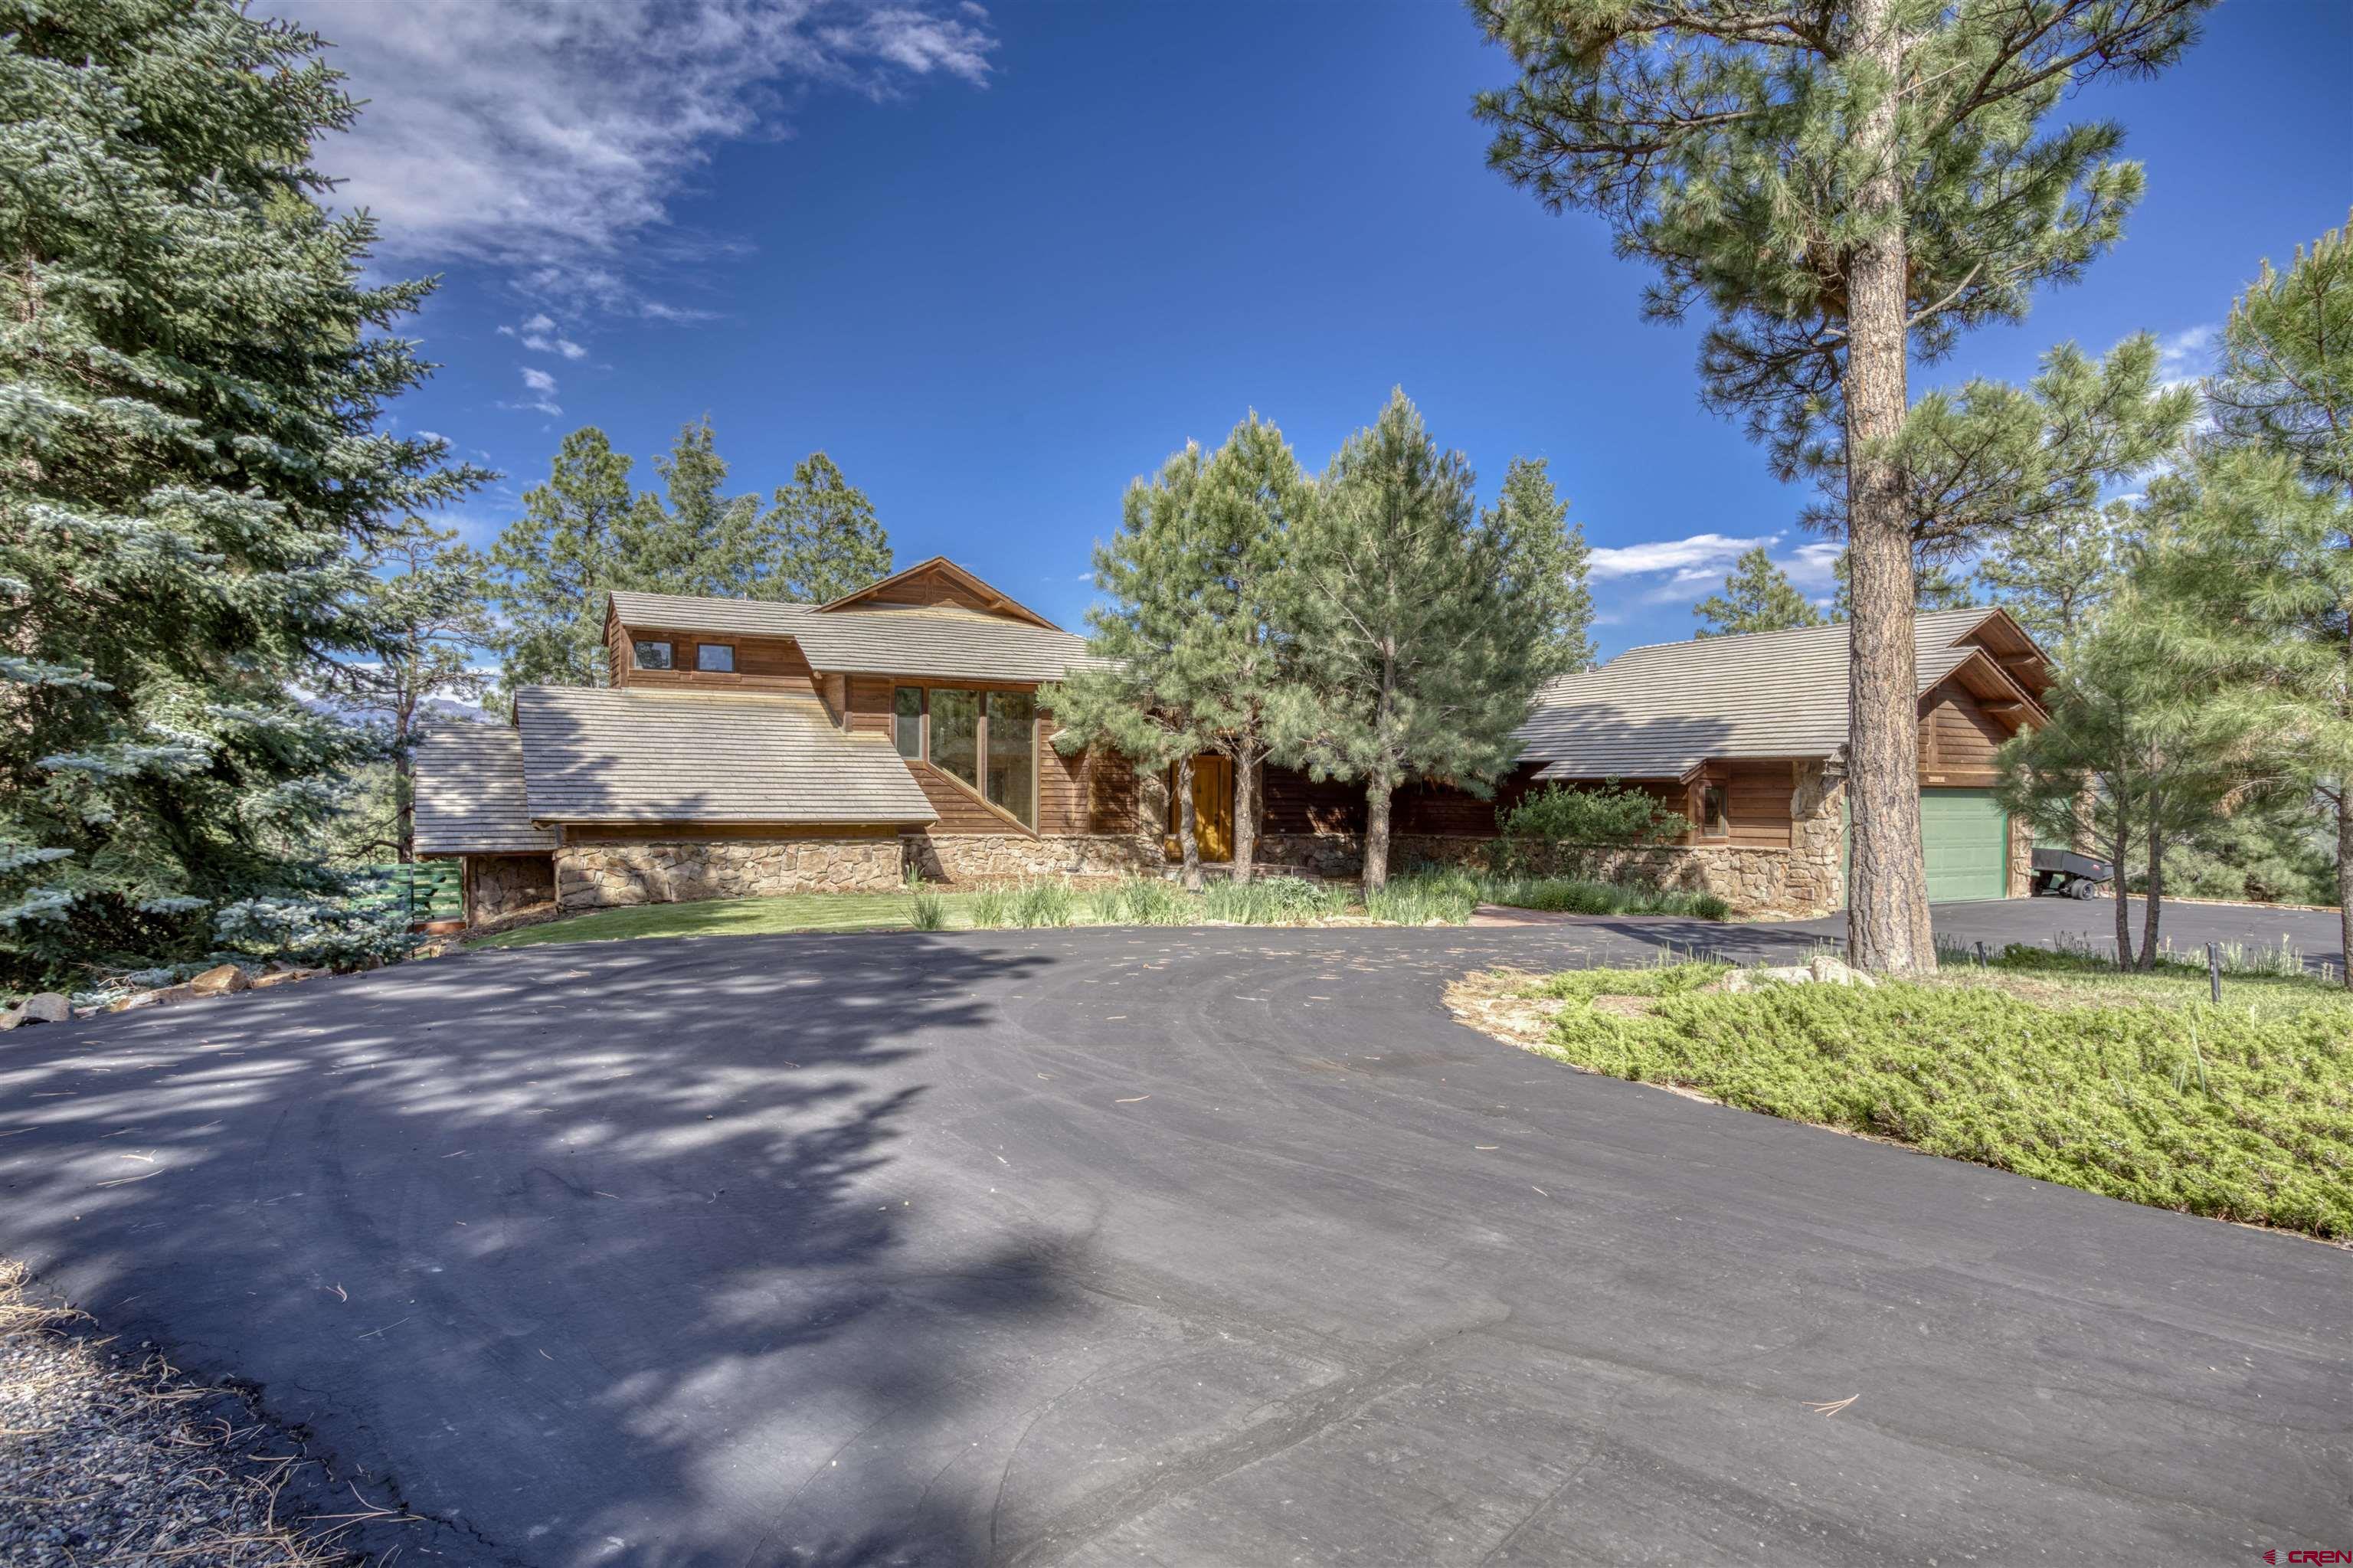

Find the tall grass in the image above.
[
  {"left": 970, "top": 879, "right": 1080, "bottom": 928},
  {"left": 911, "top": 889, "right": 948, "bottom": 931},
  {"left": 1370, "top": 866, "right": 1733, "bottom": 925},
  {"left": 1088, "top": 876, "right": 1192, "bottom": 925},
  {"left": 1203, "top": 876, "right": 1336, "bottom": 924}
]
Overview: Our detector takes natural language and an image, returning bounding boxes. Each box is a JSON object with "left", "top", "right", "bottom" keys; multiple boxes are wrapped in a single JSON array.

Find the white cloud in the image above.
[
  {"left": 1783, "top": 541, "right": 1843, "bottom": 587},
  {"left": 273, "top": 0, "right": 998, "bottom": 309},
  {"left": 1587, "top": 532, "right": 1779, "bottom": 580},
  {"left": 497, "top": 312, "right": 588, "bottom": 358},
  {"left": 2158, "top": 323, "right": 2219, "bottom": 388},
  {"left": 509, "top": 366, "right": 561, "bottom": 417}
]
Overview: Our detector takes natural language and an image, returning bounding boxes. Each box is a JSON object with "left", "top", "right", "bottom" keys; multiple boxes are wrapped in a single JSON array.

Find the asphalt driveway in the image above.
[{"left": 1, "top": 913, "right": 2345, "bottom": 1565}]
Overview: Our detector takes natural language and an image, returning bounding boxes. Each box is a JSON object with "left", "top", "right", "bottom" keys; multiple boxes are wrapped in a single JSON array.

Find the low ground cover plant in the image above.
[{"left": 1505, "top": 956, "right": 2353, "bottom": 1239}]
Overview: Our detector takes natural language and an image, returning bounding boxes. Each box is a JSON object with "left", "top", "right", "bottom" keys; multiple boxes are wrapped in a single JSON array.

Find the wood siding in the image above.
[
  {"left": 1039, "top": 743, "right": 1141, "bottom": 836},
  {"left": 907, "top": 758, "right": 1029, "bottom": 835},
  {"left": 836, "top": 561, "right": 1010, "bottom": 617},
  {"left": 610, "top": 624, "right": 818, "bottom": 696},
  {"left": 1697, "top": 760, "right": 1796, "bottom": 849},
  {"left": 1918, "top": 679, "right": 2011, "bottom": 787}
]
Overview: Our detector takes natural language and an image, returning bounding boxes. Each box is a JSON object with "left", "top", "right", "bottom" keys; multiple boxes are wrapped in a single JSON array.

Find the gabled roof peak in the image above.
[{"left": 816, "top": 555, "right": 1061, "bottom": 630}]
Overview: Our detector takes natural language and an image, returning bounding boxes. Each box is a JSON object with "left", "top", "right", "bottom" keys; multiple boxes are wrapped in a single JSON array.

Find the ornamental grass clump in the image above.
[
  {"left": 1527, "top": 964, "right": 2353, "bottom": 1238},
  {"left": 1088, "top": 877, "right": 1192, "bottom": 926},
  {"left": 1202, "top": 876, "right": 1334, "bottom": 924}
]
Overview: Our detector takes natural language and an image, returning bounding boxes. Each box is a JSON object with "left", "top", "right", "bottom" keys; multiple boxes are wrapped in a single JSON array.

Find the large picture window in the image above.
[
  {"left": 986, "top": 692, "right": 1034, "bottom": 827},
  {"left": 892, "top": 686, "right": 922, "bottom": 759},
  {"left": 929, "top": 689, "right": 980, "bottom": 791}
]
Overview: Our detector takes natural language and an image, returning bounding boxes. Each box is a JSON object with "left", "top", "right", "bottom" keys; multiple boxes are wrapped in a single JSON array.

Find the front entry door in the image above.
[{"left": 1167, "top": 754, "right": 1235, "bottom": 861}]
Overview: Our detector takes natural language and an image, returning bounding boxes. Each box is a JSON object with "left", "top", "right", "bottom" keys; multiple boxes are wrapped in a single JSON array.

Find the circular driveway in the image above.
[{"left": 1, "top": 917, "right": 2345, "bottom": 1564}]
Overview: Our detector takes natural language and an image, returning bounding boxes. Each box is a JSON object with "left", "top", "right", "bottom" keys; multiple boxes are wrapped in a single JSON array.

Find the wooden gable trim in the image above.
[
  {"left": 816, "top": 555, "right": 1062, "bottom": 630},
  {"left": 1929, "top": 648, "right": 2048, "bottom": 733}
]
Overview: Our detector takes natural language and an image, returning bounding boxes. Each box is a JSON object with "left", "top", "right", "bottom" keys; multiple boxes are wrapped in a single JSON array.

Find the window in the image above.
[
  {"left": 986, "top": 691, "right": 1035, "bottom": 827},
  {"left": 695, "top": 643, "right": 735, "bottom": 673},
  {"left": 632, "top": 639, "right": 673, "bottom": 671},
  {"left": 892, "top": 686, "right": 922, "bottom": 759},
  {"left": 1699, "top": 783, "right": 1729, "bottom": 839},
  {"left": 929, "top": 689, "right": 980, "bottom": 790}
]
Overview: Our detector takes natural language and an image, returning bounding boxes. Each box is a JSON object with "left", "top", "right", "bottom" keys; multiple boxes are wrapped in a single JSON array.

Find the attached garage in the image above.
[{"left": 1919, "top": 787, "right": 2009, "bottom": 904}]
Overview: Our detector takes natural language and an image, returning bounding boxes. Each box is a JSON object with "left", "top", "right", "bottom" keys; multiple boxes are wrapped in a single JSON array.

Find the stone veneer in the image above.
[
  {"left": 468, "top": 853, "right": 555, "bottom": 921},
  {"left": 1260, "top": 761, "right": 1848, "bottom": 918},
  {"left": 907, "top": 831, "right": 1163, "bottom": 885},
  {"left": 556, "top": 836, "right": 902, "bottom": 912}
]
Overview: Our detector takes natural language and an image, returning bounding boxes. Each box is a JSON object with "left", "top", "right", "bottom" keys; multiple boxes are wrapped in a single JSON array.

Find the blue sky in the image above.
[{"left": 285, "top": 0, "right": 2353, "bottom": 660}]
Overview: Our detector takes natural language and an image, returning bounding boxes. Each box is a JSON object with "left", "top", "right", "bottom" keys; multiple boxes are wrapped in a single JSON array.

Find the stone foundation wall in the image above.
[
  {"left": 468, "top": 853, "right": 555, "bottom": 921},
  {"left": 556, "top": 837, "right": 902, "bottom": 912},
  {"left": 908, "top": 832, "right": 1162, "bottom": 885}
]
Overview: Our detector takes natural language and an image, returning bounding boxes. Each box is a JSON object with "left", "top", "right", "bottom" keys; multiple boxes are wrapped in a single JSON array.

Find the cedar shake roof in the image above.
[
  {"left": 1516, "top": 607, "right": 2044, "bottom": 781},
  {"left": 412, "top": 723, "right": 557, "bottom": 855},
  {"left": 604, "top": 591, "right": 1099, "bottom": 684},
  {"left": 512, "top": 686, "right": 936, "bottom": 825}
]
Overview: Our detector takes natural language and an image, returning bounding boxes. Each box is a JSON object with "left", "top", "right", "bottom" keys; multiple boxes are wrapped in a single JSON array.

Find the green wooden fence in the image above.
[{"left": 367, "top": 860, "right": 464, "bottom": 922}]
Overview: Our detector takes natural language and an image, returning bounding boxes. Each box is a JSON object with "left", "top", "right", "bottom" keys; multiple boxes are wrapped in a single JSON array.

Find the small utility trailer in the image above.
[{"left": 2031, "top": 847, "right": 2112, "bottom": 899}]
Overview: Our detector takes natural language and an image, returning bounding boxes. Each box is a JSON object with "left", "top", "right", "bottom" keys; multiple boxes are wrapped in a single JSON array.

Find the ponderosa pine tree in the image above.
[
  {"left": 1977, "top": 500, "right": 2132, "bottom": 649},
  {"left": 2162, "top": 219, "right": 2353, "bottom": 984},
  {"left": 1472, "top": 0, "right": 2210, "bottom": 972},
  {"left": 1499, "top": 457, "right": 1598, "bottom": 671},
  {"left": 1274, "top": 391, "right": 1586, "bottom": 894},
  {"left": 493, "top": 423, "right": 892, "bottom": 698},
  {"left": 312, "top": 519, "right": 497, "bottom": 863},
  {"left": 757, "top": 453, "right": 893, "bottom": 604},
  {"left": 1187, "top": 415, "right": 1312, "bottom": 880},
  {"left": 0, "top": 2, "right": 486, "bottom": 987},
  {"left": 1046, "top": 443, "right": 1222, "bottom": 889},
  {"left": 1694, "top": 548, "right": 1824, "bottom": 637},
  {"left": 492, "top": 427, "right": 640, "bottom": 693}
]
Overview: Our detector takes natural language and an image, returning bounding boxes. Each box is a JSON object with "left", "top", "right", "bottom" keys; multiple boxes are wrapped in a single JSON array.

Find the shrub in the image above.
[
  {"left": 1527, "top": 964, "right": 2353, "bottom": 1238},
  {"left": 911, "top": 890, "right": 947, "bottom": 931},
  {"left": 1492, "top": 781, "right": 1689, "bottom": 878},
  {"left": 1203, "top": 876, "right": 1335, "bottom": 924}
]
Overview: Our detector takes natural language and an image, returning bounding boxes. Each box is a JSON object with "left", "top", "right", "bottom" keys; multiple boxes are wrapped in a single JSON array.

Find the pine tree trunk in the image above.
[
  {"left": 2137, "top": 792, "right": 2164, "bottom": 971},
  {"left": 1363, "top": 778, "right": 1392, "bottom": 896},
  {"left": 394, "top": 692, "right": 415, "bottom": 863},
  {"left": 1176, "top": 752, "right": 1202, "bottom": 892},
  {"left": 1232, "top": 748, "right": 1258, "bottom": 883},
  {"left": 2111, "top": 809, "right": 2134, "bottom": 972},
  {"left": 1838, "top": 0, "right": 1934, "bottom": 976},
  {"left": 2335, "top": 787, "right": 2351, "bottom": 991}
]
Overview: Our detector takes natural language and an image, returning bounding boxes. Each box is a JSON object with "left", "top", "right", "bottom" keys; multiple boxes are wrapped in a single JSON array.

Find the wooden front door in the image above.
[{"left": 1167, "top": 754, "right": 1234, "bottom": 862}]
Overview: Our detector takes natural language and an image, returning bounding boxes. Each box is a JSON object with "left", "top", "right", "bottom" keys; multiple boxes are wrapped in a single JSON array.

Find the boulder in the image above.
[
  {"left": 2, "top": 992, "right": 71, "bottom": 1028},
  {"left": 248, "top": 966, "right": 325, "bottom": 990},
  {"left": 189, "top": 963, "right": 249, "bottom": 997},
  {"left": 1808, "top": 954, "right": 1878, "bottom": 988}
]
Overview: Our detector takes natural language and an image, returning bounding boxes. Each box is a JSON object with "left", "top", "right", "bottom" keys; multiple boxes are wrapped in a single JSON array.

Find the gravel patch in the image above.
[{"left": 0, "top": 1261, "right": 365, "bottom": 1566}]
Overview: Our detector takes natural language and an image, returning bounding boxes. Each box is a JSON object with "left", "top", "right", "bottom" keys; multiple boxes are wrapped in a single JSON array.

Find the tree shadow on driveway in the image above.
[{"left": 0, "top": 932, "right": 1088, "bottom": 1565}]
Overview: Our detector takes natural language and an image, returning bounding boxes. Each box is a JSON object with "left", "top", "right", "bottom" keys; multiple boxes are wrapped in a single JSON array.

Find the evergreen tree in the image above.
[
  {"left": 1828, "top": 551, "right": 1974, "bottom": 617},
  {"left": 1998, "top": 602, "right": 2258, "bottom": 970},
  {"left": 312, "top": 520, "right": 496, "bottom": 863},
  {"left": 1978, "top": 500, "right": 2132, "bottom": 648},
  {"left": 1473, "top": 0, "right": 2209, "bottom": 972},
  {"left": 1496, "top": 458, "right": 1597, "bottom": 670},
  {"left": 0, "top": 2, "right": 485, "bottom": 988},
  {"left": 1188, "top": 415, "right": 1312, "bottom": 880},
  {"left": 757, "top": 452, "right": 893, "bottom": 604},
  {"left": 1046, "top": 444, "right": 1222, "bottom": 888},
  {"left": 1273, "top": 391, "right": 1586, "bottom": 894},
  {"left": 491, "top": 427, "right": 638, "bottom": 693},
  {"left": 492, "top": 424, "right": 893, "bottom": 698},
  {"left": 1694, "top": 548, "right": 1824, "bottom": 637},
  {"left": 2152, "top": 221, "right": 2352, "bottom": 984}
]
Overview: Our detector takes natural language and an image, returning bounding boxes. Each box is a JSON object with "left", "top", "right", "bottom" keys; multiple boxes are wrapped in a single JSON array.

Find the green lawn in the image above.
[
  {"left": 472, "top": 892, "right": 974, "bottom": 948},
  {"left": 1488, "top": 951, "right": 2353, "bottom": 1239}
]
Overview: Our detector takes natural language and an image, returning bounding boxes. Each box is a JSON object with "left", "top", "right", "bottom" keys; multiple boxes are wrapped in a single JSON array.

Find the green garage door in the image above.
[{"left": 1919, "top": 787, "right": 2008, "bottom": 903}]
